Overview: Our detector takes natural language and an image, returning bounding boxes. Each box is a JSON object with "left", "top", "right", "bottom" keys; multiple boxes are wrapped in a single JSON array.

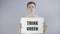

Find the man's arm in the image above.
[
  {"left": 43, "top": 22, "right": 47, "bottom": 33},
  {"left": 18, "top": 23, "right": 22, "bottom": 34}
]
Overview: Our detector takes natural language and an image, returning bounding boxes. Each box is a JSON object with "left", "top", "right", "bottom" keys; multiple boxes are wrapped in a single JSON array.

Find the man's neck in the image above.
[{"left": 27, "top": 14, "right": 35, "bottom": 17}]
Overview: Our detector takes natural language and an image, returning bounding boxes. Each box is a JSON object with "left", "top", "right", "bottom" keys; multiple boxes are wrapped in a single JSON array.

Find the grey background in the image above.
[{"left": 0, "top": 0, "right": 60, "bottom": 34}]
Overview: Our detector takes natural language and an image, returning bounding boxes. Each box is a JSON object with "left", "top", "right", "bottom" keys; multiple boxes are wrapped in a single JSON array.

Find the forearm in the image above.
[
  {"left": 18, "top": 23, "right": 22, "bottom": 34},
  {"left": 43, "top": 22, "right": 47, "bottom": 33}
]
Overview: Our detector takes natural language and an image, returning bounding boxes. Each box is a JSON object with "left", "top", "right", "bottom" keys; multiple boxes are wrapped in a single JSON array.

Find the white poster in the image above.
[{"left": 20, "top": 17, "right": 44, "bottom": 34}]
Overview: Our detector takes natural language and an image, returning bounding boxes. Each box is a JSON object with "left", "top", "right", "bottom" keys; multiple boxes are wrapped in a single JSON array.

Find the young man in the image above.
[{"left": 18, "top": 1, "right": 47, "bottom": 34}]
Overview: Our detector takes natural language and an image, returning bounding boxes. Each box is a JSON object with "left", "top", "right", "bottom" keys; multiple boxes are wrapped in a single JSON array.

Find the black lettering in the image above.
[
  {"left": 27, "top": 21, "right": 38, "bottom": 25},
  {"left": 27, "top": 27, "right": 38, "bottom": 31}
]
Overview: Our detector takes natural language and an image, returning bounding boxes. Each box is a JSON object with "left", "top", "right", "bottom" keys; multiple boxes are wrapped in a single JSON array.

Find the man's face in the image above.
[{"left": 27, "top": 4, "right": 36, "bottom": 14}]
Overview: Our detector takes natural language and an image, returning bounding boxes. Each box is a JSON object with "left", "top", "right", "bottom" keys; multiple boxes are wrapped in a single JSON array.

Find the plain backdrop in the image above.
[{"left": 0, "top": 0, "right": 60, "bottom": 34}]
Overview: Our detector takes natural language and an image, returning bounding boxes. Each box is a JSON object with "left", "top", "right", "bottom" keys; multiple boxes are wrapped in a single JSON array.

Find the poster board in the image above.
[{"left": 20, "top": 17, "right": 44, "bottom": 34}]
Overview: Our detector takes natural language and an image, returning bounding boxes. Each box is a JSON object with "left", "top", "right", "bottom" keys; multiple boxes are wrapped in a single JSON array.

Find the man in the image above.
[{"left": 18, "top": 1, "right": 47, "bottom": 34}]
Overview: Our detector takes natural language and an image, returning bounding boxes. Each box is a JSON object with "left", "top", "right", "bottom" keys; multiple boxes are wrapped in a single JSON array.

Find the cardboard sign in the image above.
[{"left": 20, "top": 17, "right": 44, "bottom": 34}]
